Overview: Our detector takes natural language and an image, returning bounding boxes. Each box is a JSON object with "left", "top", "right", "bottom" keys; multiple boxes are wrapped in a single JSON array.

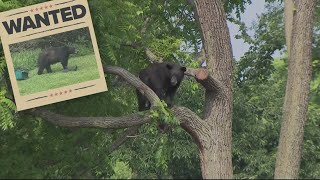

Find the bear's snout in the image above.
[{"left": 170, "top": 76, "right": 178, "bottom": 86}]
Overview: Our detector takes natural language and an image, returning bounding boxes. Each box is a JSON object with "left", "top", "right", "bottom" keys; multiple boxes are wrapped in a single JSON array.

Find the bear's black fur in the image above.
[
  {"left": 136, "top": 62, "right": 186, "bottom": 111},
  {"left": 37, "top": 46, "right": 76, "bottom": 75}
]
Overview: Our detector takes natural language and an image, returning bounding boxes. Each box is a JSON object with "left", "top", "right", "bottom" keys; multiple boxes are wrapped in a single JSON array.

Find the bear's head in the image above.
[
  {"left": 68, "top": 47, "right": 76, "bottom": 54},
  {"left": 166, "top": 62, "right": 186, "bottom": 87}
]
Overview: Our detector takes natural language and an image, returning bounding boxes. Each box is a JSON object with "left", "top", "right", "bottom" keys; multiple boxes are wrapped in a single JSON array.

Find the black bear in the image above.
[
  {"left": 37, "top": 46, "right": 76, "bottom": 75},
  {"left": 136, "top": 62, "right": 186, "bottom": 111}
]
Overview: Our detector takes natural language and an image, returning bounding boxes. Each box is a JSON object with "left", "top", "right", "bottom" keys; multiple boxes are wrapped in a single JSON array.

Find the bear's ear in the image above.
[
  {"left": 166, "top": 64, "right": 173, "bottom": 70},
  {"left": 181, "top": 67, "right": 186, "bottom": 72}
]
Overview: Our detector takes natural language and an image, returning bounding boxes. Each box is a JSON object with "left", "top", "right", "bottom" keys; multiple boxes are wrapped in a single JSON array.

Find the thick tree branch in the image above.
[
  {"left": 107, "top": 101, "right": 211, "bottom": 153},
  {"left": 29, "top": 108, "right": 152, "bottom": 128},
  {"left": 171, "top": 106, "right": 211, "bottom": 149},
  {"left": 29, "top": 106, "right": 209, "bottom": 150},
  {"left": 185, "top": 68, "right": 227, "bottom": 94},
  {"left": 185, "top": 67, "right": 202, "bottom": 76}
]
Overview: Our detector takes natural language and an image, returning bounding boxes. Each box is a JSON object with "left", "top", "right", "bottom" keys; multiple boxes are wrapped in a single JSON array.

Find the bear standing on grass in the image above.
[
  {"left": 136, "top": 62, "right": 186, "bottom": 111},
  {"left": 37, "top": 46, "right": 76, "bottom": 75}
]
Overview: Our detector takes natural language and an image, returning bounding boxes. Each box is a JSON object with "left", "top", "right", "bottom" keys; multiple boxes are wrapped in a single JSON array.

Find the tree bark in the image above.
[
  {"left": 194, "top": 0, "right": 234, "bottom": 179},
  {"left": 275, "top": 0, "right": 316, "bottom": 179},
  {"left": 284, "top": 0, "right": 294, "bottom": 57}
]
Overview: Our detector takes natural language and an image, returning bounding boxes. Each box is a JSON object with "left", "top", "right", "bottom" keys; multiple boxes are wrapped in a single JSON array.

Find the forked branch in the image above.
[{"left": 27, "top": 65, "right": 214, "bottom": 148}]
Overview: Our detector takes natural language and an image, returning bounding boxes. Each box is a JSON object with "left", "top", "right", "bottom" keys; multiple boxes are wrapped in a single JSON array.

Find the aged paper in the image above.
[{"left": 0, "top": 0, "right": 108, "bottom": 111}]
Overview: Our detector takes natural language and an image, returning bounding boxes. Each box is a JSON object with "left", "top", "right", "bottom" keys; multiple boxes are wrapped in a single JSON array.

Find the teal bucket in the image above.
[{"left": 15, "top": 70, "right": 29, "bottom": 80}]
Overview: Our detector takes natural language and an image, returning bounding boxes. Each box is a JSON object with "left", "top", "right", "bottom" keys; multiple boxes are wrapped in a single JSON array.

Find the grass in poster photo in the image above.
[{"left": 9, "top": 27, "right": 100, "bottom": 96}]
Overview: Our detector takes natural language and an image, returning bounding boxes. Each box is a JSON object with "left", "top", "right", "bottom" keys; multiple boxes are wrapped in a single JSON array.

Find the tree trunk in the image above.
[
  {"left": 284, "top": 0, "right": 294, "bottom": 56},
  {"left": 275, "top": 0, "right": 316, "bottom": 179},
  {"left": 194, "top": 0, "right": 234, "bottom": 178}
]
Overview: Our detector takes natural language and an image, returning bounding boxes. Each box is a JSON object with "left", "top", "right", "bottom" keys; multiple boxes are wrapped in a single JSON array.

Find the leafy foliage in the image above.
[
  {"left": 233, "top": 58, "right": 286, "bottom": 179},
  {"left": 110, "top": 161, "right": 133, "bottom": 179},
  {"left": 235, "top": 4, "right": 285, "bottom": 86},
  {"left": 0, "top": 88, "right": 16, "bottom": 130},
  {"left": 0, "top": 50, "right": 16, "bottom": 131},
  {"left": 224, "top": 0, "right": 252, "bottom": 19},
  {"left": 150, "top": 100, "right": 180, "bottom": 126},
  {"left": 11, "top": 49, "right": 41, "bottom": 70}
]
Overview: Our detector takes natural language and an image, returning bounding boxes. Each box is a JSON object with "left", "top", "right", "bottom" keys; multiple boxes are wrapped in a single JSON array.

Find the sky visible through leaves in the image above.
[{"left": 229, "top": 1, "right": 282, "bottom": 60}]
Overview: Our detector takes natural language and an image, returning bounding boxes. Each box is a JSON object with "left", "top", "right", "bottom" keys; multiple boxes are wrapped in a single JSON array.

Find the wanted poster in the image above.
[{"left": 0, "top": 0, "right": 108, "bottom": 111}]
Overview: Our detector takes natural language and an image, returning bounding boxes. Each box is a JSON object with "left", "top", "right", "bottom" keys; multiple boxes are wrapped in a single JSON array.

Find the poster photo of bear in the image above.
[{"left": 9, "top": 27, "right": 100, "bottom": 96}]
